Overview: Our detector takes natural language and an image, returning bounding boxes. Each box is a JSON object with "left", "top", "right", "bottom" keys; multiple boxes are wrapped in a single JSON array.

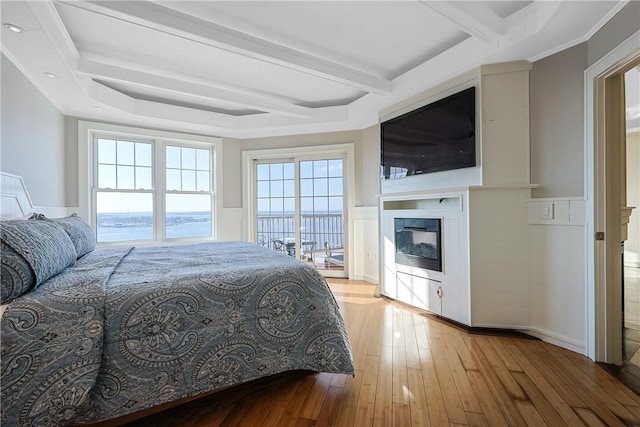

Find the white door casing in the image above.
[{"left": 585, "top": 30, "right": 640, "bottom": 363}]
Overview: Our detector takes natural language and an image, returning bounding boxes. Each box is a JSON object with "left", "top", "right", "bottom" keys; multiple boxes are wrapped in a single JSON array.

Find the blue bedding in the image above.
[{"left": 1, "top": 241, "right": 354, "bottom": 426}]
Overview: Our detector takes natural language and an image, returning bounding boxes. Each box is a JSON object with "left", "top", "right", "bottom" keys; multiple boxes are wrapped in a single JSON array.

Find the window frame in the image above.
[{"left": 79, "top": 121, "right": 221, "bottom": 247}]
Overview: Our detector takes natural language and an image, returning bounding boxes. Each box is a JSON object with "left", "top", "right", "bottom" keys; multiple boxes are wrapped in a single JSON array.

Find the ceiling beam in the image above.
[
  {"left": 420, "top": 1, "right": 505, "bottom": 43},
  {"left": 77, "top": 59, "right": 315, "bottom": 118},
  {"left": 86, "top": 79, "right": 348, "bottom": 132},
  {"left": 62, "top": 0, "right": 392, "bottom": 95},
  {"left": 88, "top": 80, "right": 240, "bottom": 127}
]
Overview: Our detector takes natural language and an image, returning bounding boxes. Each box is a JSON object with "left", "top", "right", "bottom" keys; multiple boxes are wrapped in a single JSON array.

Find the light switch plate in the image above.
[{"left": 541, "top": 202, "right": 554, "bottom": 220}]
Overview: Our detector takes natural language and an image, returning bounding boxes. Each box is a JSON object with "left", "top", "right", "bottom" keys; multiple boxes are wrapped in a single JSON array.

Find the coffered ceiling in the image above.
[{"left": 1, "top": 1, "right": 628, "bottom": 138}]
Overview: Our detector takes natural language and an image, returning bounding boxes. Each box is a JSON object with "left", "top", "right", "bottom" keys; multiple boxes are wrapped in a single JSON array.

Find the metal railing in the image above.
[{"left": 257, "top": 214, "right": 344, "bottom": 250}]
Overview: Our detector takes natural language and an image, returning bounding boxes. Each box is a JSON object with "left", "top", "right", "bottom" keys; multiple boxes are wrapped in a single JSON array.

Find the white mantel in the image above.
[{"left": 379, "top": 61, "right": 537, "bottom": 329}]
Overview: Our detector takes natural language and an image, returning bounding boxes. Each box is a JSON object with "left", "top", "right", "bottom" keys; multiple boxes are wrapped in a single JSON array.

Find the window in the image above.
[
  {"left": 164, "top": 145, "right": 212, "bottom": 239},
  {"left": 95, "top": 137, "right": 155, "bottom": 242},
  {"left": 88, "top": 125, "right": 217, "bottom": 244}
]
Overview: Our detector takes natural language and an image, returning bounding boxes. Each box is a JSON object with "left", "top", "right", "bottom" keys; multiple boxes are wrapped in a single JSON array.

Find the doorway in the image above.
[
  {"left": 254, "top": 157, "right": 347, "bottom": 276},
  {"left": 586, "top": 31, "right": 640, "bottom": 366},
  {"left": 244, "top": 144, "right": 354, "bottom": 279}
]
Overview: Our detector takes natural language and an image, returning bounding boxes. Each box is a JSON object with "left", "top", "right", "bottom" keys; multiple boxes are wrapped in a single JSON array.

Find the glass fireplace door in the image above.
[{"left": 394, "top": 218, "right": 442, "bottom": 272}]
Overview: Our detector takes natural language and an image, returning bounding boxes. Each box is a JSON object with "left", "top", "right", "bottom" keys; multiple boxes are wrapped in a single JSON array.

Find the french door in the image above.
[{"left": 254, "top": 156, "right": 347, "bottom": 277}]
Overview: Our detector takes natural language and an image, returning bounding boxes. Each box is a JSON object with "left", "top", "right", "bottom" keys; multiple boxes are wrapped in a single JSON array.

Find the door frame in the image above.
[
  {"left": 242, "top": 143, "right": 355, "bottom": 279},
  {"left": 585, "top": 30, "right": 640, "bottom": 363}
]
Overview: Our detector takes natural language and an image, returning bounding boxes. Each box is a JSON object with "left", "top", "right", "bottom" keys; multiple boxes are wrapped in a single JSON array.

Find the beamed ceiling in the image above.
[{"left": 1, "top": 1, "right": 629, "bottom": 139}]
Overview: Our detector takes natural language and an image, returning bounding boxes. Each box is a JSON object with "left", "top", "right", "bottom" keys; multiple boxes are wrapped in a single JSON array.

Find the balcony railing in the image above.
[{"left": 257, "top": 214, "right": 344, "bottom": 250}]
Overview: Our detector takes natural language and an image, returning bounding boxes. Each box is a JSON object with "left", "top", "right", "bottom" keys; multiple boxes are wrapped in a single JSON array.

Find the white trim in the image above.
[
  {"left": 242, "top": 143, "right": 355, "bottom": 279},
  {"left": 0, "top": 171, "right": 35, "bottom": 219},
  {"left": 585, "top": 30, "right": 640, "bottom": 362},
  {"left": 361, "top": 274, "right": 379, "bottom": 285},
  {"left": 528, "top": 1, "right": 630, "bottom": 63},
  {"left": 351, "top": 206, "right": 378, "bottom": 220},
  {"left": 0, "top": 171, "right": 74, "bottom": 219},
  {"left": 78, "top": 120, "right": 222, "bottom": 245},
  {"left": 525, "top": 327, "right": 587, "bottom": 355}
]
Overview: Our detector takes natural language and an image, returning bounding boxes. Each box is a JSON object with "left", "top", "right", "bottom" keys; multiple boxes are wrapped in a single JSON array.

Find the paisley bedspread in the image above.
[{"left": 1, "top": 241, "right": 354, "bottom": 426}]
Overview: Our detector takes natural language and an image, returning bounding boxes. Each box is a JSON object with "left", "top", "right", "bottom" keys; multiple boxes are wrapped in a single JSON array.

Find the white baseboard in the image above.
[
  {"left": 439, "top": 319, "right": 587, "bottom": 356},
  {"left": 351, "top": 274, "right": 379, "bottom": 284},
  {"left": 363, "top": 274, "right": 379, "bottom": 285},
  {"left": 524, "top": 327, "right": 587, "bottom": 356}
]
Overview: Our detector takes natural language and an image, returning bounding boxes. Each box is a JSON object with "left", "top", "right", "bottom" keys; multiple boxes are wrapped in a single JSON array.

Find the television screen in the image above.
[{"left": 381, "top": 86, "right": 476, "bottom": 179}]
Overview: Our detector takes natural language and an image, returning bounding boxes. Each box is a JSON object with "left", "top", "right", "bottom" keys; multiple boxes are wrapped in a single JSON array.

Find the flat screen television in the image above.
[{"left": 381, "top": 86, "right": 476, "bottom": 179}]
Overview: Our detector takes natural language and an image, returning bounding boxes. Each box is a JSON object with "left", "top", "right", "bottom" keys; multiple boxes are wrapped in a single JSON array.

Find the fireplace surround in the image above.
[{"left": 379, "top": 61, "right": 534, "bottom": 330}]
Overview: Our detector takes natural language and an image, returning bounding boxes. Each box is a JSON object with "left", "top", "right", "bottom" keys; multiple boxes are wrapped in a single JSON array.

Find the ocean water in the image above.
[
  {"left": 96, "top": 211, "right": 344, "bottom": 245},
  {"left": 97, "top": 212, "right": 211, "bottom": 242}
]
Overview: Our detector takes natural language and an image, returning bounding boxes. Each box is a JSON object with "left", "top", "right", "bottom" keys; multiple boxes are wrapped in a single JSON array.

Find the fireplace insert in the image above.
[{"left": 394, "top": 218, "right": 442, "bottom": 272}]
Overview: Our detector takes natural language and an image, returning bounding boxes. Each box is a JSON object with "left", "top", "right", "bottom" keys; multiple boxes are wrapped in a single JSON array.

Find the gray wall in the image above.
[
  {"left": 228, "top": 127, "right": 380, "bottom": 209},
  {"left": 221, "top": 137, "right": 243, "bottom": 209},
  {"left": 530, "top": 43, "right": 587, "bottom": 198},
  {"left": 65, "top": 116, "right": 79, "bottom": 207},
  {"left": 587, "top": 1, "right": 640, "bottom": 67},
  {"left": 529, "top": 1, "right": 639, "bottom": 199},
  {"left": 1, "top": 54, "right": 66, "bottom": 207}
]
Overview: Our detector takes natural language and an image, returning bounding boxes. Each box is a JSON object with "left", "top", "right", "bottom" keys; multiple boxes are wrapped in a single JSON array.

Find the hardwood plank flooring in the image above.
[{"left": 104, "top": 278, "right": 640, "bottom": 427}]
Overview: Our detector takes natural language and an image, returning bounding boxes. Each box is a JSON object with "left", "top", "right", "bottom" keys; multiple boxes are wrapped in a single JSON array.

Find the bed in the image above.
[{"left": 0, "top": 176, "right": 354, "bottom": 426}]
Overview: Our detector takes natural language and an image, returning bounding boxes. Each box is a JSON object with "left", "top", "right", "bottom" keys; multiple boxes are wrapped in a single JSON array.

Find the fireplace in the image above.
[{"left": 394, "top": 218, "right": 442, "bottom": 272}]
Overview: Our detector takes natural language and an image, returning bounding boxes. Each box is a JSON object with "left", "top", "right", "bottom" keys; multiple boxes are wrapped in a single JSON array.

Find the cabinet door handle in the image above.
[{"left": 436, "top": 287, "right": 442, "bottom": 298}]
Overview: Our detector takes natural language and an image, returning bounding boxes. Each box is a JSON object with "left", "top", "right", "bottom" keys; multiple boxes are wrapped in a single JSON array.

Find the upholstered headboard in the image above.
[{"left": 0, "top": 172, "right": 34, "bottom": 220}]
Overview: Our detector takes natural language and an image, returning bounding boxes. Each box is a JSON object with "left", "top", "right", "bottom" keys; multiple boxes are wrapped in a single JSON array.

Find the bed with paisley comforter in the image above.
[{"left": 0, "top": 217, "right": 354, "bottom": 427}]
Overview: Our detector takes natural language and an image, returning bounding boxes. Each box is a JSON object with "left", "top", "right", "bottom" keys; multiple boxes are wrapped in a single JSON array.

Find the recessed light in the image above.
[
  {"left": 4, "top": 23, "right": 24, "bottom": 33},
  {"left": 94, "top": 106, "right": 103, "bottom": 111},
  {"left": 44, "top": 72, "right": 57, "bottom": 79}
]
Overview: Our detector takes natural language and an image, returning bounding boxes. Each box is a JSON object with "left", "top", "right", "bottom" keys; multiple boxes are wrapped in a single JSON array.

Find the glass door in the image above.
[
  {"left": 254, "top": 157, "right": 347, "bottom": 278},
  {"left": 255, "top": 161, "right": 296, "bottom": 253},
  {"left": 299, "top": 158, "right": 346, "bottom": 276}
]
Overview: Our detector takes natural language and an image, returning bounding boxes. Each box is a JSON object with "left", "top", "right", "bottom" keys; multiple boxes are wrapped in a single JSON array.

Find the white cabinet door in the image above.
[{"left": 397, "top": 272, "right": 442, "bottom": 315}]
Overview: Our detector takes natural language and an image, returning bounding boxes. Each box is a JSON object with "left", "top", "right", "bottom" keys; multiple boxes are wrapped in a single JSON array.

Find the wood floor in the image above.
[{"left": 116, "top": 279, "right": 640, "bottom": 427}]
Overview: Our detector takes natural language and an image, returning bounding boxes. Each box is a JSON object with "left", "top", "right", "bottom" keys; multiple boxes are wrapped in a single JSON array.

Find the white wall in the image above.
[
  {"left": 1, "top": 54, "right": 66, "bottom": 207},
  {"left": 355, "top": 125, "right": 380, "bottom": 282},
  {"left": 528, "top": 199, "right": 587, "bottom": 353}
]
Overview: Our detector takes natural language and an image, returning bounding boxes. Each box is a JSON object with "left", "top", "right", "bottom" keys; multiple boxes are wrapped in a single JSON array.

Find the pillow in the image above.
[
  {"left": 0, "top": 220, "right": 77, "bottom": 303},
  {"left": 1, "top": 240, "right": 36, "bottom": 303},
  {"left": 30, "top": 213, "right": 96, "bottom": 258}
]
